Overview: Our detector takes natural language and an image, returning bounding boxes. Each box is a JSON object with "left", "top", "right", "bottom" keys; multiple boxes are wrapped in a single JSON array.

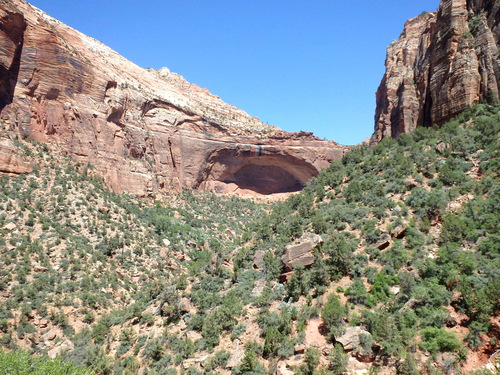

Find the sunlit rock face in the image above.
[
  {"left": 0, "top": 0, "right": 348, "bottom": 196},
  {"left": 374, "top": 0, "right": 500, "bottom": 141}
]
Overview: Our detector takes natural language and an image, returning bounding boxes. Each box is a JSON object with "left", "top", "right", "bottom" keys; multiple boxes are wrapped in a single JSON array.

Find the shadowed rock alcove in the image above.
[{"left": 198, "top": 146, "right": 319, "bottom": 195}]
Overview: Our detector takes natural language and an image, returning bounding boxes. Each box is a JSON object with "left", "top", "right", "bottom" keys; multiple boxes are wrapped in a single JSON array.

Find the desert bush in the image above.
[
  {"left": 419, "top": 327, "right": 464, "bottom": 354},
  {"left": 321, "top": 293, "right": 347, "bottom": 339},
  {"left": 346, "top": 278, "right": 369, "bottom": 305},
  {"left": 328, "top": 344, "right": 348, "bottom": 375},
  {"left": 0, "top": 349, "right": 92, "bottom": 374}
]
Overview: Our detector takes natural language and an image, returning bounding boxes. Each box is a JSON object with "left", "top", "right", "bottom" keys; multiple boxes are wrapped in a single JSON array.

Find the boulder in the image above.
[
  {"left": 251, "top": 278, "right": 267, "bottom": 297},
  {"left": 336, "top": 326, "right": 371, "bottom": 352},
  {"left": 179, "top": 297, "right": 194, "bottom": 314},
  {"left": 390, "top": 285, "right": 401, "bottom": 295},
  {"left": 282, "top": 233, "right": 322, "bottom": 271},
  {"left": 42, "top": 329, "right": 57, "bottom": 341},
  {"left": 294, "top": 343, "right": 306, "bottom": 354},
  {"left": 375, "top": 233, "right": 391, "bottom": 250},
  {"left": 34, "top": 318, "right": 48, "bottom": 328},
  {"left": 47, "top": 339, "right": 74, "bottom": 359},
  {"left": 33, "top": 265, "right": 48, "bottom": 273},
  {"left": 436, "top": 142, "right": 450, "bottom": 154},
  {"left": 390, "top": 225, "right": 407, "bottom": 239},
  {"left": 4, "top": 222, "right": 16, "bottom": 231},
  {"left": 28, "top": 333, "right": 40, "bottom": 345},
  {"left": 253, "top": 250, "right": 266, "bottom": 269},
  {"left": 277, "top": 363, "right": 294, "bottom": 375},
  {"left": 226, "top": 349, "right": 244, "bottom": 369}
]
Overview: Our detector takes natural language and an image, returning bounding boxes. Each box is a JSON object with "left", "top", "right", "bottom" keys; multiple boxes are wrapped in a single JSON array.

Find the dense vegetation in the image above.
[
  {"left": 0, "top": 103, "right": 498, "bottom": 374},
  {"left": 0, "top": 349, "right": 92, "bottom": 374}
]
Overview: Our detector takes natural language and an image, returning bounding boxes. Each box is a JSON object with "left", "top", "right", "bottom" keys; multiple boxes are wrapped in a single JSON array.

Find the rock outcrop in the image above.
[
  {"left": 374, "top": 0, "right": 500, "bottom": 141},
  {"left": 0, "top": 133, "right": 33, "bottom": 174},
  {"left": 0, "top": 0, "right": 348, "bottom": 196}
]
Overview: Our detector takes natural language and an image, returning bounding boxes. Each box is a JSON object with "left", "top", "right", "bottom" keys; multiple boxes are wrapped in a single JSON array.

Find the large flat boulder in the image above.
[{"left": 282, "top": 233, "right": 322, "bottom": 271}]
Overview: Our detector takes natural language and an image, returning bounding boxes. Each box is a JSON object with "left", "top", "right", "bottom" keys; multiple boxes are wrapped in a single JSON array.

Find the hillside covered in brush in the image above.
[
  {"left": 0, "top": 103, "right": 498, "bottom": 374},
  {"left": 243, "top": 103, "right": 500, "bottom": 373}
]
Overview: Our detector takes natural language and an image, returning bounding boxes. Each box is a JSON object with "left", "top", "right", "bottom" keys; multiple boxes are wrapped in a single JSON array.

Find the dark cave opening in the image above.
[
  {"left": 223, "top": 164, "right": 304, "bottom": 195},
  {"left": 200, "top": 147, "right": 319, "bottom": 195}
]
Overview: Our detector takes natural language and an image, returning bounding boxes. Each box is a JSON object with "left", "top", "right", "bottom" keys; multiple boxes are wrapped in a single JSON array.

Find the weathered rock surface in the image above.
[
  {"left": 0, "top": 134, "right": 33, "bottom": 174},
  {"left": 282, "top": 232, "right": 322, "bottom": 271},
  {"left": 179, "top": 297, "right": 194, "bottom": 314},
  {"left": 253, "top": 250, "right": 266, "bottom": 269},
  {"left": 374, "top": 0, "right": 500, "bottom": 141},
  {"left": 226, "top": 348, "right": 244, "bottom": 369},
  {"left": 47, "top": 338, "right": 74, "bottom": 359},
  {"left": 276, "top": 363, "right": 294, "bottom": 375},
  {"left": 3, "top": 222, "right": 16, "bottom": 231},
  {"left": 42, "top": 329, "right": 57, "bottom": 342},
  {"left": 0, "top": 0, "right": 348, "bottom": 196},
  {"left": 375, "top": 233, "right": 392, "bottom": 250},
  {"left": 336, "top": 326, "right": 371, "bottom": 352}
]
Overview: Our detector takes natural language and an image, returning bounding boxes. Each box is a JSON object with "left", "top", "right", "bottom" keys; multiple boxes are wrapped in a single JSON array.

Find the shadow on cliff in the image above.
[{"left": 0, "top": 11, "right": 26, "bottom": 111}]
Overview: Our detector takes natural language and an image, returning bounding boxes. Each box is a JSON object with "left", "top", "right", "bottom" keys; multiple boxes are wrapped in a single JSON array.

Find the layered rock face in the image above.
[
  {"left": 0, "top": 134, "right": 32, "bottom": 174},
  {"left": 374, "top": 0, "right": 500, "bottom": 141},
  {"left": 0, "top": 0, "right": 347, "bottom": 196}
]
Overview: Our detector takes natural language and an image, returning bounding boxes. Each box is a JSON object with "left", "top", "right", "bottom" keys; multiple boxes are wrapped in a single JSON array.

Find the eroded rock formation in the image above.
[
  {"left": 374, "top": 0, "right": 500, "bottom": 141},
  {"left": 0, "top": 133, "right": 32, "bottom": 174},
  {"left": 0, "top": 0, "right": 348, "bottom": 196}
]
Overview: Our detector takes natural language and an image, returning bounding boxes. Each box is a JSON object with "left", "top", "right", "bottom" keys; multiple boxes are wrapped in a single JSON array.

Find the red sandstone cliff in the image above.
[
  {"left": 374, "top": 0, "right": 500, "bottom": 141},
  {"left": 0, "top": 0, "right": 348, "bottom": 196}
]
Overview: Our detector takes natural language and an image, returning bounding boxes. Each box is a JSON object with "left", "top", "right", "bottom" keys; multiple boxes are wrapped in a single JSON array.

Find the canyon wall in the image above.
[
  {"left": 374, "top": 0, "right": 500, "bottom": 141},
  {"left": 0, "top": 0, "right": 347, "bottom": 196}
]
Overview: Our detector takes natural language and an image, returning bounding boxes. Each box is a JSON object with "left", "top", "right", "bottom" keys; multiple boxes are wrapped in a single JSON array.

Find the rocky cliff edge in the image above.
[{"left": 374, "top": 0, "right": 500, "bottom": 141}]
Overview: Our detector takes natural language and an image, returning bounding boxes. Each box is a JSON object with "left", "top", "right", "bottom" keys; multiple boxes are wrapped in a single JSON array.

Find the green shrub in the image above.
[
  {"left": 419, "top": 327, "right": 463, "bottom": 354},
  {"left": 321, "top": 294, "right": 347, "bottom": 339},
  {"left": 0, "top": 350, "right": 92, "bottom": 374},
  {"left": 440, "top": 213, "right": 468, "bottom": 244},
  {"left": 141, "top": 312, "right": 155, "bottom": 326},
  {"left": 205, "top": 350, "right": 230, "bottom": 372},
  {"left": 328, "top": 344, "right": 348, "bottom": 375},
  {"left": 296, "top": 347, "right": 320, "bottom": 375},
  {"left": 237, "top": 341, "right": 264, "bottom": 374},
  {"left": 346, "top": 279, "right": 369, "bottom": 305},
  {"left": 397, "top": 353, "right": 420, "bottom": 375}
]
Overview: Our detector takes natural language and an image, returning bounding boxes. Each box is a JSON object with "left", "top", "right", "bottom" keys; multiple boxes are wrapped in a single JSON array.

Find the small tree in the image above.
[
  {"left": 321, "top": 293, "right": 347, "bottom": 339},
  {"left": 239, "top": 341, "right": 264, "bottom": 374},
  {"left": 397, "top": 353, "right": 419, "bottom": 375},
  {"left": 300, "top": 347, "right": 320, "bottom": 375},
  {"left": 328, "top": 344, "right": 348, "bottom": 374}
]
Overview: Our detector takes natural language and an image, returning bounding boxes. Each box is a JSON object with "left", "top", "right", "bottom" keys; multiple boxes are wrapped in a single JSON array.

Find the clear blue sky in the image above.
[{"left": 28, "top": 0, "right": 441, "bottom": 145}]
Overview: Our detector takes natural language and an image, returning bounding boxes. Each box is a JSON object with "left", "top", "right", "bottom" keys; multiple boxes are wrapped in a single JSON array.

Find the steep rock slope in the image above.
[
  {"left": 0, "top": 0, "right": 347, "bottom": 196},
  {"left": 374, "top": 0, "right": 500, "bottom": 141}
]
